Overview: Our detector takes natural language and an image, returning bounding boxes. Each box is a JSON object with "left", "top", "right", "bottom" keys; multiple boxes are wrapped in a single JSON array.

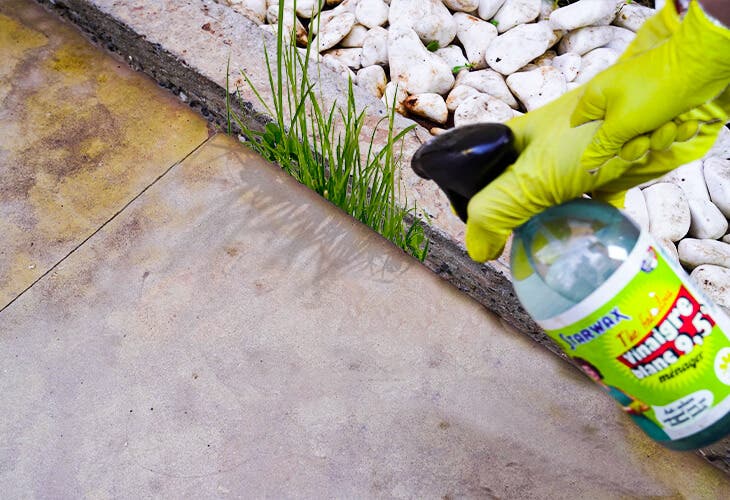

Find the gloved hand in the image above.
[
  {"left": 465, "top": 87, "right": 730, "bottom": 262},
  {"left": 464, "top": 0, "right": 730, "bottom": 262},
  {"left": 571, "top": 0, "right": 730, "bottom": 172}
]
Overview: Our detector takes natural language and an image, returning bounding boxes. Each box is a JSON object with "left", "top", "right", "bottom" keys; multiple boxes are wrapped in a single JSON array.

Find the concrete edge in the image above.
[{"left": 31, "top": 0, "right": 730, "bottom": 472}]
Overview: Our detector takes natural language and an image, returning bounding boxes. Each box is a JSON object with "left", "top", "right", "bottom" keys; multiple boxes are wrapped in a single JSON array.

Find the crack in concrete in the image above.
[{"left": 0, "top": 134, "right": 217, "bottom": 315}]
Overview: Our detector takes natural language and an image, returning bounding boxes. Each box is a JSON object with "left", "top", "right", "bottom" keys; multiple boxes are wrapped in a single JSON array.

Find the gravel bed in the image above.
[{"left": 218, "top": 0, "right": 730, "bottom": 310}]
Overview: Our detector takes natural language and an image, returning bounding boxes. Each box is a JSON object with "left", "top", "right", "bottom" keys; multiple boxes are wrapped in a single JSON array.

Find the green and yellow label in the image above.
[{"left": 539, "top": 233, "right": 730, "bottom": 442}]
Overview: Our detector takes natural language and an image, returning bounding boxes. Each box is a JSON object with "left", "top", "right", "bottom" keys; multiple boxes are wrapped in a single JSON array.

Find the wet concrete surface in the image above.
[
  {"left": 2, "top": 1, "right": 730, "bottom": 496},
  {"left": 0, "top": 0, "right": 209, "bottom": 308}
]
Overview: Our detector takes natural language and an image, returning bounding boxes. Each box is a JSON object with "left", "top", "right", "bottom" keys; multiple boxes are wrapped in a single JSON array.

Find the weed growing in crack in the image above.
[{"left": 225, "top": 1, "right": 428, "bottom": 261}]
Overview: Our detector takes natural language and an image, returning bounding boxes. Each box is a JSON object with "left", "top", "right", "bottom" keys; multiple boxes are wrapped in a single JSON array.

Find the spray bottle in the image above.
[{"left": 412, "top": 123, "right": 730, "bottom": 450}]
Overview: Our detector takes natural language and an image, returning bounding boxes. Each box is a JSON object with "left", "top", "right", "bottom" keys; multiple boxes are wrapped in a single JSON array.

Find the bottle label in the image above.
[{"left": 538, "top": 232, "right": 730, "bottom": 442}]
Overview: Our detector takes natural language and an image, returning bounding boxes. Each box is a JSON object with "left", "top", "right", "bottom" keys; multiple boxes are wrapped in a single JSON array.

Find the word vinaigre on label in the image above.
[
  {"left": 618, "top": 287, "right": 715, "bottom": 380},
  {"left": 559, "top": 307, "right": 631, "bottom": 351}
]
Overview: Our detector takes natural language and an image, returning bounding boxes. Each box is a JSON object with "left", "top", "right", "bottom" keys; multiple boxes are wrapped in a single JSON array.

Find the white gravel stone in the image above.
[
  {"left": 614, "top": 3, "right": 655, "bottom": 32},
  {"left": 603, "top": 26, "right": 636, "bottom": 52},
  {"left": 340, "top": 23, "right": 369, "bottom": 47},
  {"left": 389, "top": 0, "right": 457, "bottom": 48},
  {"left": 657, "top": 238, "right": 680, "bottom": 264},
  {"left": 404, "top": 93, "right": 449, "bottom": 124},
  {"left": 294, "top": 0, "right": 324, "bottom": 18},
  {"left": 360, "top": 26, "right": 389, "bottom": 66},
  {"left": 435, "top": 46, "right": 469, "bottom": 70},
  {"left": 623, "top": 186, "right": 649, "bottom": 232},
  {"left": 446, "top": 85, "right": 483, "bottom": 112},
  {"left": 724, "top": 234, "right": 730, "bottom": 244},
  {"left": 357, "top": 64, "right": 388, "bottom": 98},
  {"left": 574, "top": 47, "right": 619, "bottom": 84},
  {"left": 644, "top": 182, "right": 692, "bottom": 242},
  {"left": 478, "top": 0, "right": 507, "bottom": 21},
  {"left": 454, "top": 94, "right": 514, "bottom": 127},
  {"left": 704, "top": 157, "right": 730, "bottom": 218},
  {"left": 506, "top": 66, "right": 566, "bottom": 111},
  {"left": 266, "top": 6, "right": 309, "bottom": 45},
  {"left": 388, "top": 25, "right": 455, "bottom": 95},
  {"left": 228, "top": 0, "right": 267, "bottom": 23},
  {"left": 660, "top": 160, "right": 710, "bottom": 201},
  {"left": 551, "top": 52, "right": 581, "bottom": 82},
  {"left": 708, "top": 127, "right": 730, "bottom": 159},
  {"left": 558, "top": 26, "right": 615, "bottom": 55},
  {"left": 690, "top": 265, "right": 730, "bottom": 309},
  {"left": 549, "top": 0, "right": 622, "bottom": 31},
  {"left": 687, "top": 198, "right": 728, "bottom": 240},
  {"left": 322, "top": 53, "right": 357, "bottom": 80},
  {"left": 324, "top": 47, "right": 362, "bottom": 70},
  {"left": 485, "top": 21, "right": 554, "bottom": 75},
  {"left": 356, "top": 0, "right": 389, "bottom": 29},
  {"left": 381, "top": 80, "right": 408, "bottom": 114},
  {"left": 454, "top": 12, "right": 498, "bottom": 70},
  {"left": 492, "top": 0, "right": 541, "bottom": 33},
  {"left": 679, "top": 239, "right": 730, "bottom": 270},
  {"left": 442, "top": 0, "right": 480, "bottom": 13},
  {"left": 455, "top": 69, "right": 518, "bottom": 108},
  {"left": 314, "top": 12, "right": 357, "bottom": 51},
  {"left": 538, "top": 0, "right": 556, "bottom": 21},
  {"left": 532, "top": 50, "right": 556, "bottom": 67}
]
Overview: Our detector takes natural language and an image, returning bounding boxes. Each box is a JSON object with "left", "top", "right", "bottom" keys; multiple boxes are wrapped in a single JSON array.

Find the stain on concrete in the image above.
[{"left": 0, "top": 0, "right": 209, "bottom": 308}]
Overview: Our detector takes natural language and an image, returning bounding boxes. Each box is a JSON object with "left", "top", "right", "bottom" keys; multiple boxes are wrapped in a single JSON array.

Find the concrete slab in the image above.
[
  {"left": 1, "top": 133, "right": 728, "bottom": 497},
  {"left": 32, "top": 0, "right": 547, "bottom": 357},
  {"left": 0, "top": 0, "right": 210, "bottom": 308}
]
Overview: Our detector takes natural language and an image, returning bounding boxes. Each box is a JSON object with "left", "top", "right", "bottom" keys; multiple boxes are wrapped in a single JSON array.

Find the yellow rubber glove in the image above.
[{"left": 571, "top": 0, "right": 730, "bottom": 172}]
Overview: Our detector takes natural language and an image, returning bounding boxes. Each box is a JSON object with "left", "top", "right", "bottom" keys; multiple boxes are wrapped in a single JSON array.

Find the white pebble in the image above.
[
  {"left": 708, "top": 127, "right": 730, "bottom": 159},
  {"left": 690, "top": 265, "right": 730, "bottom": 309},
  {"left": 478, "top": 0, "right": 507, "bottom": 21},
  {"left": 340, "top": 24, "right": 369, "bottom": 47},
  {"left": 360, "top": 26, "right": 389, "bottom": 66},
  {"left": 381, "top": 80, "right": 408, "bottom": 114},
  {"left": 492, "top": 0, "right": 541, "bottom": 33},
  {"left": 485, "top": 21, "right": 554, "bottom": 75},
  {"left": 455, "top": 69, "right": 518, "bottom": 108},
  {"left": 679, "top": 239, "right": 730, "bottom": 270},
  {"left": 613, "top": 3, "right": 655, "bottom": 32},
  {"left": 551, "top": 52, "right": 581, "bottom": 82},
  {"left": 687, "top": 198, "right": 728, "bottom": 240},
  {"left": 454, "top": 94, "right": 514, "bottom": 127},
  {"left": 574, "top": 47, "right": 619, "bottom": 84},
  {"left": 644, "top": 182, "right": 691, "bottom": 242},
  {"left": 660, "top": 160, "right": 710, "bottom": 201},
  {"left": 442, "top": 0, "right": 480, "bottom": 13},
  {"left": 388, "top": 25, "right": 454, "bottom": 95},
  {"left": 704, "top": 157, "right": 730, "bottom": 218},
  {"left": 549, "top": 0, "right": 622, "bottom": 31},
  {"left": 603, "top": 26, "right": 636, "bottom": 52},
  {"left": 404, "top": 93, "right": 449, "bottom": 124},
  {"left": 356, "top": 0, "right": 389, "bottom": 29},
  {"left": 623, "top": 186, "right": 649, "bottom": 232},
  {"left": 323, "top": 47, "right": 362, "bottom": 70},
  {"left": 506, "top": 66, "right": 566, "bottom": 111},
  {"left": 314, "top": 12, "right": 357, "bottom": 52},
  {"left": 228, "top": 0, "right": 267, "bottom": 23},
  {"left": 357, "top": 65, "right": 388, "bottom": 98},
  {"left": 435, "top": 46, "right": 469, "bottom": 70},
  {"left": 558, "top": 26, "right": 615, "bottom": 56},
  {"left": 657, "top": 238, "right": 680, "bottom": 264},
  {"left": 454, "top": 12, "right": 498, "bottom": 70},
  {"left": 446, "top": 85, "right": 483, "bottom": 111}
]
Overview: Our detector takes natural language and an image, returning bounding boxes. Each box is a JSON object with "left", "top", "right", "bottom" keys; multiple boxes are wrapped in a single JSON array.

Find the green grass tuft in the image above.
[{"left": 225, "top": 1, "right": 428, "bottom": 261}]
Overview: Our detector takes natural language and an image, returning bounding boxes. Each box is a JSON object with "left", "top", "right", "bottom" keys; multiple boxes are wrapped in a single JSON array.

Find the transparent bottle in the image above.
[{"left": 412, "top": 123, "right": 730, "bottom": 450}]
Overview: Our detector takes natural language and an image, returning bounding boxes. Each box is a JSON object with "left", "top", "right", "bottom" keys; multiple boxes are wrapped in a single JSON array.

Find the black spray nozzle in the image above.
[{"left": 411, "top": 123, "right": 518, "bottom": 222}]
